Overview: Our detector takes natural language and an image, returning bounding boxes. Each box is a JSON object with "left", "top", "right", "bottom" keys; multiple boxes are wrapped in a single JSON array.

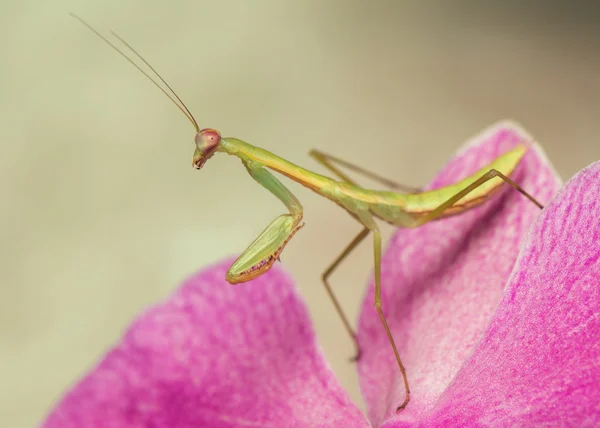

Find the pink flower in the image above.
[{"left": 42, "top": 123, "right": 600, "bottom": 427}]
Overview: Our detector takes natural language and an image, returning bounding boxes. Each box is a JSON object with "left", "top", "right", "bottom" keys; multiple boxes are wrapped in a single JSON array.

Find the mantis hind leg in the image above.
[
  {"left": 309, "top": 149, "right": 420, "bottom": 192},
  {"left": 415, "top": 168, "right": 544, "bottom": 226}
]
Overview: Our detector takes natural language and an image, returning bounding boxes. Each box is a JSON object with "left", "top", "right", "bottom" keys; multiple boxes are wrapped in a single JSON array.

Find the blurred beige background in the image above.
[{"left": 2, "top": 1, "right": 599, "bottom": 426}]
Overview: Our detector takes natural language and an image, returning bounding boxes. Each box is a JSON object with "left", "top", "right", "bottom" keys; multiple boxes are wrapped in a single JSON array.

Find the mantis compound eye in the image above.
[
  {"left": 195, "top": 128, "right": 221, "bottom": 150},
  {"left": 193, "top": 128, "right": 222, "bottom": 169}
]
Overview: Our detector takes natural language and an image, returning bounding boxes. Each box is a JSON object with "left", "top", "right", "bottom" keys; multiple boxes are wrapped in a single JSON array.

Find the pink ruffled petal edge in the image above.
[
  {"left": 42, "top": 260, "right": 370, "bottom": 428},
  {"left": 418, "top": 159, "right": 600, "bottom": 426},
  {"left": 357, "top": 121, "right": 562, "bottom": 425}
]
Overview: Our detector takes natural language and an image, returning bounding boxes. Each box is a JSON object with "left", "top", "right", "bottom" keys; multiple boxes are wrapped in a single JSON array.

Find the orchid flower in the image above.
[{"left": 42, "top": 122, "right": 600, "bottom": 427}]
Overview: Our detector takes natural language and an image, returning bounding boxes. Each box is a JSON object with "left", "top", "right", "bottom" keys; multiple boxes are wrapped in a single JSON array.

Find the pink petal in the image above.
[
  {"left": 423, "top": 160, "right": 600, "bottom": 426},
  {"left": 356, "top": 122, "right": 562, "bottom": 425},
  {"left": 42, "top": 260, "right": 369, "bottom": 428}
]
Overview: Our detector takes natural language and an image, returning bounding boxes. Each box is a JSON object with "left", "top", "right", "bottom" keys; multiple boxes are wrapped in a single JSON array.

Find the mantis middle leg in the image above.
[
  {"left": 310, "top": 150, "right": 415, "bottom": 361},
  {"left": 322, "top": 227, "right": 370, "bottom": 361},
  {"left": 357, "top": 210, "right": 411, "bottom": 412}
]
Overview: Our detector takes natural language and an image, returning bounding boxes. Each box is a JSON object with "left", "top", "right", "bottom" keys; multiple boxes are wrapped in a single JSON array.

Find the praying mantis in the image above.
[{"left": 72, "top": 15, "right": 544, "bottom": 412}]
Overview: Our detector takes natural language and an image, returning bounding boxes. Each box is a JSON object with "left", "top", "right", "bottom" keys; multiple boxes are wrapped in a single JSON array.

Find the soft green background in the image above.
[{"left": 2, "top": 1, "right": 599, "bottom": 426}]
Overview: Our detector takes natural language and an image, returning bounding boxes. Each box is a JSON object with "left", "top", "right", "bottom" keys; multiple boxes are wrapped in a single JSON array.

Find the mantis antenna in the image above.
[{"left": 69, "top": 13, "right": 200, "bottom": 133}]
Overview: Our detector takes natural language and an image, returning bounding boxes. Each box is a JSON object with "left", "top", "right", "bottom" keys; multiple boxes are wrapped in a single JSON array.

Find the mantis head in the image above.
[{"left": 193, "top": 128, "right": 221, "bottom": 170}]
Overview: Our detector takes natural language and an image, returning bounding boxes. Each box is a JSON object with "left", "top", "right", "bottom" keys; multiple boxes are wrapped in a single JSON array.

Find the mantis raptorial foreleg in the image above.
[
  {"left": 226, "top": 162, "right": 305, "bottom": 283},
  {"left": 243, "top": 160, "right": 303, "bottom": 217},
  {"left": 309, "top": 149, "right": 421, "bottom": 193}
]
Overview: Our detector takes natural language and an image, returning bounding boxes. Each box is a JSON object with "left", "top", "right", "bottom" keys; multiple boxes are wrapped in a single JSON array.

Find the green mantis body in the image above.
[
  {"left": 216, "top": 136, "right": 531, "bottom": 280},
  {"left": 74, "top": 16, "right": 544, "bottom": 412}
]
